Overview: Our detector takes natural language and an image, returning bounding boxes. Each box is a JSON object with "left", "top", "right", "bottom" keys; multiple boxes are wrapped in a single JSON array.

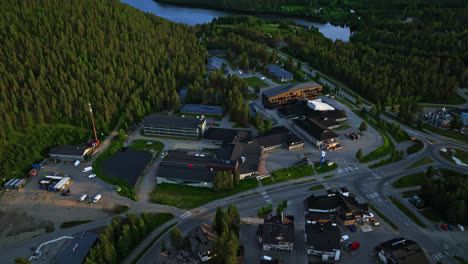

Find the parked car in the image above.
[
  {"left": 238, "top": 71, "right": 242, "bottom": 75},
  {"left": 261, "top": 77, "right": 266, "bottom": 80},
  {"left": 348, "top": 225, "right": 356, "bottom": 232},
  {"left": 92, "top": 194, "right": 102, "bottom": 203},
  {"left": 79, "top": 194, "right": 88, "bottom": 202},
  {"left": 447, "top": 224, "right": 454, "bottom": 231},
  {"left": 88, "top": 174, "right": 97, "bottom": 179},
  {"left": 441, "top": 224, "right": 448, "bottom": 231},
  {"left": 458, "top": 224, "right": 464, "bottom": 232}
]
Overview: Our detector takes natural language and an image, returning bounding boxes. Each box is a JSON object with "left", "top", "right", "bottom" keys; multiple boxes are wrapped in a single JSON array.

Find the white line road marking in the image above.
[
  {"left": 180, "top": 211, "right": 192, "bottom": 219},
  {"left": 337, "top": 169, "right": 343, "bottom": 173}
]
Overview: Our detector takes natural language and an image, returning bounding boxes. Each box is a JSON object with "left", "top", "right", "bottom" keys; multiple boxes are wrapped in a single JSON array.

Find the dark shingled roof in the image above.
[
  {"left": 305, "top": 222, "right": 341, "bottom": 251},
  {"left": 161, "top": 150, "right": 232, "bottom": 168},
  {"left": 203, "top": 128, "right": 253, "bottom": 145},
  {"left": 263, "top": 82, "right": 320, "bottom": 98},
  {"left": 305, "top": 192, "right": 368, "bottom": 212},
  {"left": 377, "top": 238, "right": 429, "bottom": 264},
  {"left": 158, "top": 249, "right": 200, "bottom": 264},
  {"left": 181, "top": 104, "right": 223, "bottom": 116},
  {"left": 143, "top": 114, "right": 204, "bottom": 129},
  {"left": 206, "top": 57, "right": 225, "bottom": 71},
  {"left": 157, "top": 165, "right": 215, "bottom": 183},
  {"left": 55, "top": 232, "right": 98, "bottom": 264},
  {"left": 267, "top": 64, "right": 293, "bottom": 78},
  {"left": 49, "top": 145, "right": 91, "bottom": 156},
  {"left": 255, "top": 126, "right": 303, "bottom": 148},
  {"left": 189, "top": 223, "right": 217, "bottom": 256},
  {"left": 293, "top": 118, "right": 339, "bottom": 141},
  {"left": 257, "top": 215, "right": 295, "bottom": 246},
  {"left": 229, "top": 141, "right": 262, "bottom": 175}
]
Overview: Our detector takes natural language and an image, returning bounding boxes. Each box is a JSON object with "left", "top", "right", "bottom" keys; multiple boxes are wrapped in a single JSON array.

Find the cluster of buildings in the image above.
[
  {"left": 262, "top": 82, "right": 322, "bottom": 109},
  {"left": 256, "top": 188, "right": 370, "bottom": 262},
  {"left": 424, "top": 107, "right": 468, "bottom": 132},
  {"left": 156, "top": 126, "right": 303, "bottom": 187}
]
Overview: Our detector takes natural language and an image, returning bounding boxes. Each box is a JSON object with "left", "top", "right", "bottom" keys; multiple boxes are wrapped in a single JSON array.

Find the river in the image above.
[{"left": 120, "top": 0, "right": 350, "bottom": 42}]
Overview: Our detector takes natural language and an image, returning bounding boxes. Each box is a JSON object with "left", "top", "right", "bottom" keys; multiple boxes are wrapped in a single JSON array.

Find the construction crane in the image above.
[{"left": 87, "top": 103, "right": 99, "bottom": 147}]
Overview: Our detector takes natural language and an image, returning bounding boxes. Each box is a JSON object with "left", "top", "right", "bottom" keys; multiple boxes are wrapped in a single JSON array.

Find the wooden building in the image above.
[{"left": 262, "top": 82, "right": 322, "bottom": 109}]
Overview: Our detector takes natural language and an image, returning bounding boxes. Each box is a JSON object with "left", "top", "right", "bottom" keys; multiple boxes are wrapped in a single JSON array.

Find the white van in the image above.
[
  {"left": 82, "top": 166, "right": 92, "bottom": 173},
  {"left": 79, "top": 194, "right": 88, "bottom": 202},
  {"left": 74, "top": 160, "right": 80, "bottom": 167},
  {"left": 88, "top": 174, "right": 97, "bottom": 179},
  {"left": 92, "top": 194, "right": 101, "bottom": 203}
]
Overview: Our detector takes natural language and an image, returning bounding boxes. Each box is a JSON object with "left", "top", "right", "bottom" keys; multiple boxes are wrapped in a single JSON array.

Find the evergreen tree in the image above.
[
  {"left": 359, "top": 122, "right": 367, "bottom": 132},
  {"left": 118, "top": 236, "right": 128, "bottom": 259},
  {"left": 170, "top": 228, "right": 183, "bottom": 249},
  {"left": 356, "top": 148, "right": 363, "bottom": 161}
]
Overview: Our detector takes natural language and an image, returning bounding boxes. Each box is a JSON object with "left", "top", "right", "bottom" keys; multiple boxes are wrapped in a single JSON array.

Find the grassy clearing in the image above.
[
  {"left": 353, "top": 111, "right": 395, "bottom": 163},
  {"left": 369, "top": 156, "right": 402, "bottom": 169},
  {"left": 439, "top": 148, "right": 468, "bottom": 164},
  {"left": 150, "top": 178, "right": 259, "bottom": 209},
  {"left": 405, "top": 157, "right": 433, "bottom": 170},
  {"left": 261, "top": 176, "right": 275, "bottom": 186},
  {"left": 324, "top": 174, "right": 335, "bottom": 179},
  {"left": 60, "top": 220, "right": 93, "bottom": 229},
  {"left": 269, "top": 164, "right": 315, "bottom": 184},
  {"left": 93, "top": 138, "right": 137, "bottom": 200},
  {"left": 333, "top": 122, "right": 351, "bottom": 131},
  {"left": 368, "top": 204, "right": 398, "bottom": 231},
  {"left": 131, "top": 222, "right": 177, "bottom": 264},
  {"left": 423, "top": 124, "right": 468, "bottom": 143},
  {"left": 406, "top": 139, "right": 424, "bottom": 155},
  {"left": 246, "top": 90, "right": 259, "bottom": 100},
  {"left": 392, "top": 172, "right": 429, "bottom": 188},
  {"left": 401, "top": 189, "right": 421, "bottom": 198},
  {"left": 130, "top": 140, "right": 164, "bottom": 153},
  {"left": 314, "top": 162, "right": 338, "bottom": 174},
  {"left": 389, "top": 197, "right": 427, "bottom": 228},
  {"left": 309, "top": 184, "right": 325, "bottom": 191},
  {"left": 242, "top": 76, "right": 268, "bottom": 88},
  {"left": 420, "top": 208, "right": 442, "bottom": 223}
]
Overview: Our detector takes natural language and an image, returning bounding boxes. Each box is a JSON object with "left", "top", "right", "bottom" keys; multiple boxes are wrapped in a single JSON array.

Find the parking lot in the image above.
[{"left": 0, "top": 160, "right": 129, "bottom": 246}]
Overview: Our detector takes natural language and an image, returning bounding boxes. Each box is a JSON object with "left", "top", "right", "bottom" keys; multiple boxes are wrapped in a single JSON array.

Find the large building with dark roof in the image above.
[
  {"left": 267, "top": 64, "right": 293, "bottom": 82},
  {"left": 376, "top": 238, "right": 429, "bottom": 264},
  {"left": 305, "top": 222, "right": 341, "bottom": 261},
  {"left": 203, "top": 128, "right": 253, "bottom": 146},
  {"left": 255, "top": 126, "right": 304, "bottom": 151},
  {"left": 292, "top": 118, "right": 340, "bottom": 150},
  {"left": 158, "top": 249, "right": 200, "bottom": 264},
  {"left": 206, "top": 57, "right": 226, "bottom": 72},
  {"left": 181, "top": 104, "right": 223, "bottom": 116},
  {"left": 257, "top": 215, "right": 295, "bottom": 251},
  {"left": 262, "top": 82, "right": 322, "bottom": 108},
  {"left": 55, "top": 232, "right": 98, "bottom": 264},
  {"left": 142, "top": 114, "right": 206, "bottom": 138},
  {"left": 49, "top": 145, "right": 94, "bottom": 161}
]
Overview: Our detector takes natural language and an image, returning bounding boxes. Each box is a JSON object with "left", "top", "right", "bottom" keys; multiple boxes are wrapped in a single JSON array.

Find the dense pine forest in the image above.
[{"left": 0, "top": 0, "right": 207, "bottom": 178}]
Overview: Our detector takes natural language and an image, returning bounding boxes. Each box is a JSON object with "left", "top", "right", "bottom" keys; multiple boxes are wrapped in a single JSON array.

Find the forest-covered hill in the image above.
[{"left": 0, "top": 0, "right": 207, "bottom": 177}]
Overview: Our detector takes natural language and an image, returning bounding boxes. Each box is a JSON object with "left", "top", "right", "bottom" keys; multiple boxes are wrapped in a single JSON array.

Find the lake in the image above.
[{"left": 120, "top": 0, "right": 350, "bottom": 42}]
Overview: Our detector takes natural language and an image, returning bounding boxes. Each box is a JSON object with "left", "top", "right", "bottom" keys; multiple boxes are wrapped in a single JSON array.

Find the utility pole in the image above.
[{"left": 88, "top": 103, "right": 98, "bottom": 141}]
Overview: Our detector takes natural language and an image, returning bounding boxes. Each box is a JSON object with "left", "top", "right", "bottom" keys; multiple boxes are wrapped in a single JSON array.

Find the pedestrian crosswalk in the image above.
[
  {"left": 433, "top": 252, "right": 445, "bottom": 260},
  {"left": 336, "top": 161, "right": 360, "bottom": 174},
  {"left": 261, "top": 192, "right": 272, "bottom": 204},
  {"left": 180, "top": 211, "right": 191, "bottom": 219}
]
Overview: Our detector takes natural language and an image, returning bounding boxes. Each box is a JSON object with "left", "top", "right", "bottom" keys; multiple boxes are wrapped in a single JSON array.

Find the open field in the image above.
[
  {"left": 405, "top": 157, "right": 433, "bottom": 170},
  {"left": 392, "top": 172, "right": 428, "bottom": 188},
  {"left": 150, "top": 178, "right": 259, "bottom": 209},
  {"left": 264, "top": 164, "right": 315, "bottom": 186}
]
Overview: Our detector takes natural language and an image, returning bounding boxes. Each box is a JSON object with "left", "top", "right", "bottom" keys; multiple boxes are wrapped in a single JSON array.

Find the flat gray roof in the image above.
[
  {"left": 55, "top": 232, "right": 98, "bottom": 264},
  {"left": 181, "top": 104, "right": 223, "bottom": 115},
  {"left": 268, "top": 64, "right": 293, "bottom": 78},
  {"left": 143, "top": 114, "right": 204, "bottom": 129},
  {"left": 49, "top": 145, "right": 91, "bottom": 156}
]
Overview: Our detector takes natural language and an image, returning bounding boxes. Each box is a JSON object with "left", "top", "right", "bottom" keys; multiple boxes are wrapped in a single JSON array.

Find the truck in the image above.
[
  {"left": 92, "top": 194, "right": 101, "bottom": 203},
  {"left": 74, "top": 160, "right": 80, "bottom": 167},
  {"left": 79, "top": 194, "right": 88, "bottom": 202},
  {"left": 82, "top": 166, "right": 92, "bottom": 173}
]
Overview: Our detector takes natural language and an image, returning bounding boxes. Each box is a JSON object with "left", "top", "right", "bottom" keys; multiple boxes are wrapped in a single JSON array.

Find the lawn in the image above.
[
  {"left": 309, "top": 184, "right": 325, "bottom": 191},
  {"left": 392, "top": 172, "right": 428, "bottom": 188},
  {"left": 423, "top": 124, "right": 468, "bottom": 143},
  {"left": 368, "top": 156, "right": 402, "bottom": 169},
  {"left": 420, "top": 208, "right": 442, "bottom": 222},
  {"left": 405, "top": 157, "right": 433, "bottom": 170},
  {"left": 368, "top": 204, "right": 398, "bottom": 231},
  {"left": 150, "top": 178, "right": 259, "bottom": 209},
  {"left": 454, "top": 256, "right": 468, "bottom": 264},
  {"left": 242, "top": 77, "right": 269, "bottom": 88},
  {"left": 60, "top": 220, "right": 93, "bottom": 229},
  {"left": 406, "top": 139, "right": 424, "bottom": 155},
  {"left": 130, "top": 139, "right": 164, "bottom": 154},
  {"left": 269, "top": 164, "right": 315, "bottom": 184},
  {"left": 439, "top": 148, "right": 468, "bottom": 165},
  {"left": 389, "top": 197, "right": 427, "bottom": 228},
  {"left": 353, "top": 111, "right": 395, "bottom": 163},
  {"left": 314, "top": 162, "right": 338, "bottom": 174},
  {"left": 259, "top": 24, "right": 289, "bottom": 35},
  {"left": 261, "top": 176, "right": 275, "bottom": 186},
  {"left": 246, "top": 90, "right": 259, "bottom": 100},
  {"left": 401, "top": 189, "right": 421, "bottom": 198}
]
